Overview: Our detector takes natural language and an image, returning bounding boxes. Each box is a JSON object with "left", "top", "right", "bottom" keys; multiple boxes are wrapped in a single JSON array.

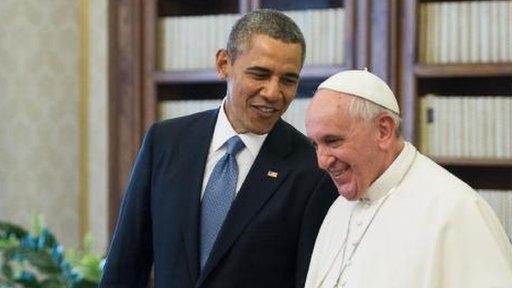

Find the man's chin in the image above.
[{"left": 245, "top": 121, "right": 277, "bottom": 135}]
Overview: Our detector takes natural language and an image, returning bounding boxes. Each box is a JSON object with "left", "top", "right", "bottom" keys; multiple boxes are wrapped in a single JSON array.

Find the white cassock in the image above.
[{"left": 305, "top": 142, "right": 512, "bottom": 288}]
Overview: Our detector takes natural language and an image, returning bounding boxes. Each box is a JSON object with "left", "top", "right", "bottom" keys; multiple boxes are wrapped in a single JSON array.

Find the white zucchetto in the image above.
[{"left": 318, "top": 69, "right": 400, "bottom": 114}]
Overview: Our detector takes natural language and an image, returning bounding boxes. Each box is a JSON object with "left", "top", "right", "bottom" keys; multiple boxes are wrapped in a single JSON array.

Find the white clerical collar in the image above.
[
  {"left": 209, "top": 97, "right": 268, "bottom": 157},
  {"left": 360, "top": 142, "right": 417, "bottom": 202}
]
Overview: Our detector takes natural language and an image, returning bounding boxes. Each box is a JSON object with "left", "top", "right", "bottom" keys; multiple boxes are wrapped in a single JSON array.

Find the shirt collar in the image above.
[
  {"left": 361, "top": 141, "right": 417, "bottom": 202},
  {"left": 210, "top": 97, "right": 268, "bottom": 157}
]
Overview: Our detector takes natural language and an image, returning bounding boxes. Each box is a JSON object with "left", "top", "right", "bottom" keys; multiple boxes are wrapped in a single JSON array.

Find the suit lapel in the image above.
[
  {"left": 178, "top": 109, "right": 218, "bottom": 283},
  {"left": 196, "top": 120, "right": 293, "bottom": 286}
]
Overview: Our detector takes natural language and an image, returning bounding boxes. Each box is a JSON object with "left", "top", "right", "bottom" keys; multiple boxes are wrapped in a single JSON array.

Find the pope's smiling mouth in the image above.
[{"left": 329, "top": 165, "right": 350, "bottom": 180}]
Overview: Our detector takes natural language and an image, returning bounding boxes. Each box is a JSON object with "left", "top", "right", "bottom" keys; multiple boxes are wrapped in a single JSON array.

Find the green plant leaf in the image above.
[{"left": 0, "top": 222, "right": 28, "bottom": 240}]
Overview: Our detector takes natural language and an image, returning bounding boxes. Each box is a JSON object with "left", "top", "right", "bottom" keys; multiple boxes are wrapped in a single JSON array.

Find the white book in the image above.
[
  {"left": 475, "top": 97, "right": 486, "bottom": 157},
  {"left": 182, "top": 16, "right": 191, "bottom": 69},
  {"left": 168, "top": 17, "right": 176, "bottom": 70},
  {"left": 432, "top": 95, "right": 442, "bottom": 157},
  {"left": 494, "top": 97, "right": 504, "bottom": 158},
  {"left": 157, "top": 18, "right": 166, "bottom": 70},
  {"left": 297, "top": 10, "right": 314, "bottom": 65},
  {"left": 159, "top": 99, "right": 223, "bottom": 120},
  {"left": 469, "top": 1, "right": 480, "bottom": 63},
  {"left": 314, "top": 9, "right": 324, "bottom": 65},
  {"left": 431, "top": 3, "right": 442, "bottom": 63},
  {"left": 310, "top": 9, "right": 319, "bottom": 65},
  {"left": 453, "top": 97, "right": 463, "bottom": 157},
  {"left": 195, "top": 16, "right": 204, "bottom": 69},
  {"left": 326, "top": 9, "right": 336, "bottom": 64},
  {"left": 418, "top": 3, "right": 428, "bottom": 63},
  {"left": 172, "top": 17, "right": 181, "bottom": 70},
  {"left": 429, "top": 95, "right": 438, "bottom": 156},
  {"left": 448, "top": 2, "right": 459, "bottom": 63},
  {"left": 438, "top": 96, "right": 450, "bottom": 157},
  {"left": 204, "top": 15, "right": 215, "bottom": 69},
  {"left": 439, "top": 3, "right": 450, "bottom": 63},
  {"left": 459, "top": 2, "right": 470, "bottom": 63},
  {"left": 489, "top": 1, "right": 500, "bottom": 63},
  {"left": 447, "top": 97, "right": 457, "bottom": 156},
  {"left": 166, "top": 17, "right": 175, "bottom": 70},
  {"left": 335, "top": 8, "right": 345, "bottom": 64},
  {"left": 506, "top": 97, "right": 512, "bottom": 158},
  {"left": 498, "top": 1, "right": 509, "bottom": 62},
  {"left": 461, "top": 97, "right": 472, "bottom": 157},
  {"left": 198, "top": 15, "right": 208, "bottom": 69},
  {"left": 484, "top": 97, "right": 495, "bottom": 158},
  {"left": 507, "top": 1, "right": 512, "bottom": 62},
  {"left": 419, "top": 94, "right": 435, "bottom": 154},
  {"left": 178, "top": 16, "right": 188, "bottom": 69},
  {"left": 213, "top": 15, "right": 223, "bottom": 68},
  {"left": 468, "top": 97, "right": 479, "bottom": 158},
  {"left": 159, "top": 18, "right": 167, "bottom": 70},
  {"left": 479, "top": 2, "right": 491, "bottom": 63}
]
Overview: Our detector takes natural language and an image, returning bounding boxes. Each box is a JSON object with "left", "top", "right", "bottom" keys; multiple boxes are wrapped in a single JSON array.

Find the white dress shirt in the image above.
[{"left": 201, "top": 98, "right": 268, "bottom": 199}]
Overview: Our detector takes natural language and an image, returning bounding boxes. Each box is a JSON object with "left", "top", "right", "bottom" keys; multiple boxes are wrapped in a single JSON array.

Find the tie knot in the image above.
[{"left": 226, "top": 136, "right": 244, "bottom": 156}]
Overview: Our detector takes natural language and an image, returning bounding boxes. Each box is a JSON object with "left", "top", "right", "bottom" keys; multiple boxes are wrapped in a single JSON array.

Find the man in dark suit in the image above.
[{"left": 100, "top": 9, "right": 337, "bottom": 288}]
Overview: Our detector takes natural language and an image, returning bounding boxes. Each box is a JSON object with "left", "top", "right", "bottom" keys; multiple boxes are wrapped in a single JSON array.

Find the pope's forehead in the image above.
[{"left": 311, "top": 89, "right": 353, "bottom": 110}]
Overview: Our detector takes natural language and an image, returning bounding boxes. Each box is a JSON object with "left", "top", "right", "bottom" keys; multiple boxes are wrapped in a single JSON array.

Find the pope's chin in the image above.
[{"left": 333, "top": 181, "right": 360, "bottom": 201}]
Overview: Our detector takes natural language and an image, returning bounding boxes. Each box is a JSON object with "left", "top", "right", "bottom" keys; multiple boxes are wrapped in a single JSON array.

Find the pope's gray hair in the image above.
[{"left": 348, "top": 96, "right": 403, "bottom": 136}]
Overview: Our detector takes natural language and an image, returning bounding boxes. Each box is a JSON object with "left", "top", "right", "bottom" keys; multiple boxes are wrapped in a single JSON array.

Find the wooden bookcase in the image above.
[
  {"left": 108, "top": 0, "right": 403, "bottom": 233},
  {"left": 399, "top": 0, "right": 512, "bottom": 191}
]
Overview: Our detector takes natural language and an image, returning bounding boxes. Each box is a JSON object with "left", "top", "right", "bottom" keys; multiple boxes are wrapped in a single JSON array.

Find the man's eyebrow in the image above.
[{"left": 245, "top": 66, "right": 270, "bottom": 73}]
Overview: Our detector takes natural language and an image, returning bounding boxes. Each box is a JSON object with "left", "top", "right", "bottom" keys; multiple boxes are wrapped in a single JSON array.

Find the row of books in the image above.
[
  {"left": 158, "top": 98, "right": 312, "bottom": 135},
  {"left": 158, "top": 8, "right": 345, "bottom": 71},
  {"left": 479, "top": 189, "right": 512, "bottom": 241},
  {"left": 418, "top": 1, "right": 512, "bottom": 64},
  {"left": 418, "top": 95, "right": 512, "bottom": 159}
]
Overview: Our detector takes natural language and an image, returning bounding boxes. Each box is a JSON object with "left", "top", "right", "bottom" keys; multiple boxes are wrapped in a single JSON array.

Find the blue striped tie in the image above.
[{"left": 200, "top": 135, "right": 245, "bottom": 270}]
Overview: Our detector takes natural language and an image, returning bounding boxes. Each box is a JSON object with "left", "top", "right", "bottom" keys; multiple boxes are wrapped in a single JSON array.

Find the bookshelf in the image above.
[
  {"left": 109, "top": 0, "right": 367, "bottom": 234},
  {"left": 400, "top": 0, "right": 512, "bottom": 191}
]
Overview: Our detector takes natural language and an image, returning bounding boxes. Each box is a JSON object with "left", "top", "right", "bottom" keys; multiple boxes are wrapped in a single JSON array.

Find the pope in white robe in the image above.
[{"left": 304, "top": 70, "right": 512, "bottom": 288}]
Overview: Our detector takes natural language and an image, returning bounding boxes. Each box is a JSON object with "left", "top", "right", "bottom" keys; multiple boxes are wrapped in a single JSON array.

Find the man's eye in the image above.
[
  {"left": 281, "top": 77, "right": 297, "bottom": 85},
  {"left": 249, "top": 72, "right": 267, "bottom": 79}
]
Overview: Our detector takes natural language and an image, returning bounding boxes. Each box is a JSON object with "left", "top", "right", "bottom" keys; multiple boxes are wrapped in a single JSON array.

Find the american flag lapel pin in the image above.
[{"left": 267, "top": 170, "right": 278, "bottom": 178}]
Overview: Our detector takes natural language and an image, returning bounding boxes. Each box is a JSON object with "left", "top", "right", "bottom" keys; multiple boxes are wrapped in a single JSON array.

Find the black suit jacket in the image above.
[{"left": 100, "top": 109, "right": 337, "bottom": 288}]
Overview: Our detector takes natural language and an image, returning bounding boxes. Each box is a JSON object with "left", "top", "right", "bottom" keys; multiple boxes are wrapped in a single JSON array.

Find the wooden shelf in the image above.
[
  {"left": 154, "top": 69, "right": 219, "bottom": 84},
  {"left": 154, "top": 64, "right": 347, "bottom": 84},
  {"left": 300, "top": 64, "right": 347, "bottom": 79},
  {"left": 414, "top": 63, "right": 512, "bottom": 78},
  {"left": 430, "top": 157, "right": 512, "bottom": 167}
]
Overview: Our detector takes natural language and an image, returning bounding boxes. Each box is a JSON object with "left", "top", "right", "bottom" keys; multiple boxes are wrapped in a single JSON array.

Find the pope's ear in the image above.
[
  {"left": 216, "top": 49, "right": 230, "bottom": 80},
  {"left": 376, "top": 114, "right": 396, "bottom": 149}
]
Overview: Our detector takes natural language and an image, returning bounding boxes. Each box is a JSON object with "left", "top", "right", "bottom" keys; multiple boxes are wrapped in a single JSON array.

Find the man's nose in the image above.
[{"left": 261, "top": 78, "right": 281, "bottom": 101}]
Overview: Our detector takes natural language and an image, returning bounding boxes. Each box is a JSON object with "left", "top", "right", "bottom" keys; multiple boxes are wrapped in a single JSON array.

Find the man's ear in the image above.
[
  {"left": 216, "top": 49, "right": 230, "bottom": 80},
  {"left": 376, "top": 114, "right": 396, "bottom": 149}
]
